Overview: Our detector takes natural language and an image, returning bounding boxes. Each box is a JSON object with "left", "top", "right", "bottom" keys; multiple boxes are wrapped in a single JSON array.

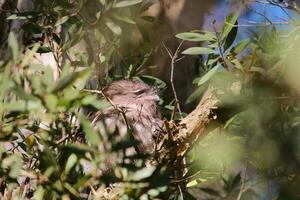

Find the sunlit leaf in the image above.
[
  {"left": 132, "top": 166, "right": 156, "bottom": 181},
  {"left": 8, "top": 32, "right": 19, "bottom": 62},
  {"left": 55, "top": 16, "right": 70, "bottom": 26},
  {"left": 114, "top": 0, "right": 142, "bottom": 8},
  {"left": 197, "top": 65, "right": 220, "bottom": 86},
  {"left": 221, "top": 12, "right": 239, "bottom": 41},
  {"left": 182, "top": 47, "right": 216, "bottom": 55},
  {"left": 1, "top": 154, "right": 23, "bottom": 178},
  {"left": 106, "top": 21, "right": 122, "bottom": 35},
  {"left": 33, "top": 186, "right": 45, "bottom": 200},
  {"left": 231, "top": 38, "right": 250, "bottom": 55},
  {"left": 65, "top": 154, "right": 78, "bottom": 174},
  {"left": 176, "top": 32, "right": 216, "bottom": 42},
  {"left": 222, "top": 12, "right": 239, "bottom": 50}
]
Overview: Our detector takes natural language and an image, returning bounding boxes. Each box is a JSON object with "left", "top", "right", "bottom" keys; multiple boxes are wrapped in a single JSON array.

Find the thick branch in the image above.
[{"left": 155, "top": 88, "right": 220, "bottom": 162}]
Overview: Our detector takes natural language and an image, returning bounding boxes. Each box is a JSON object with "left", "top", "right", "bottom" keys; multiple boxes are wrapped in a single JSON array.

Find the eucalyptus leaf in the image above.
[
  {"left": 182, "top": 47, "right": 216, "bottom": 55},
  {"left": 80, "top": 116, "right": 101, "bottom": 147},
  {"left": 114, "top": 0, "right": 142, "bottom": 8},
  {"left": 221, "top": 12, "right": 239, "bottom": 41},
  {"left": 65, "top": 154, "right": 78, "bottom": 174},
  {"left": 186, "top": 86, "right": 206, "bottom": 104},
  {"left": 176, "top": 32, "right": 216, "bottom": 42},
  {"left": 106, "top": 21, "right": 122, "bottom": 35},
  {"left": 231, "top": 38, "right": 250, "bottom": 54},
  {"left": 8, "top": 32, "right": 19, "bottom": 62},
  {"left": 132, "top": 166, "right": 156, "bottom": 181},
  {"left": 52, "top": 69, "right": 90, "bottom": 93},
  {"left": 197, "top": 65, "right": 220, "bottom": 86}
]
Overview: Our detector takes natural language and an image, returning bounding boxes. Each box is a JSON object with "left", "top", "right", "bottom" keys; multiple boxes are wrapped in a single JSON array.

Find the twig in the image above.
[
  {"left": 163, "top": 41, "right": 184, "bottom": 119},
  {"left": 171, "top": 169, "right": 203, "bottom": 183},
  {"left": 212, "top": 21, "right": 229, "bottom": 70},
  {"left": 224, "top": 20, "right": 290, "bottom": 27},
  {"left": 242, "top": 0, "right": 273, "bottom": 25},
  {"left": 236, "top": 165, "right": 248, "bottom": 200},
  {"left": 82, "top": 89, "right": 130, "bottom": 130}
]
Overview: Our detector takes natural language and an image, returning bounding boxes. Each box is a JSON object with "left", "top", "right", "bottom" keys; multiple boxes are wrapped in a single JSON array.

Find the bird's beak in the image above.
[
  {"left": 144, "top": 94, "right": 160, "bottom": 102},
  {"left": 153, "top": 95, "right": 160, "bottom": 102}
]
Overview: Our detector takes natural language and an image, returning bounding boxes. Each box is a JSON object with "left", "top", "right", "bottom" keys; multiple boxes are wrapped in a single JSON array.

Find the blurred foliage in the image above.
[
  {"left": 177, "top": 10, "right": 300, "bottom": 200},
  {"left": 1, "top": 0, "right": 300, "bottom": 199}
]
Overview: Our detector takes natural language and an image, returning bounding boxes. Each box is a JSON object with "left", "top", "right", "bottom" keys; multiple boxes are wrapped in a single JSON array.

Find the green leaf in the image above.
[
  {"left": 0, "top": 63, "right": 12, "bottom": 104},
  {"left": 106, "top": 21, "right": 122, "bottom": 35},
  {"left": 65, "top": 154, "right": 78, "bottom": 174},
  {"left": 64, "top": 183, "right": 80, "bottom": 197},
  {"left": 73, "top": 175, "right": 91, "bottom": 189},
  {"left": 131, "top": 166, "right": 156, "bottom": 181},
  {"left": 176, "top": 32, "right": 216, "bottom": 42},
  {"left": 80, "top": 115, "right": 101, "bottom": 147},
  {"left": 6, "top": 11, "right": 39, "bottom": 20},
  {"left": 55, "top": 16, "right": 69, "bottom": 26},
  {"left": 231, "top": 59, "right": 243, "bottom": 70},
  {"left": 250, "top": 66, "right": 266, "bottom": 76},
  {"left": 13, "top": 86, "right": 37, "bottom": 101},
  {"left": 37, "top": 46, "right": 52, "bottom": 53},
  {"left": 8, "top": 32, "right": 19, "bottom": 62},
  {"left": 231, "top": 38, "right": 250, "bottom": 55},
  {"left": 1, "top": 154, "right": 23, "bottom": 178},
  {"left": 7, "top": 14, "right": 26, "bottom": 20},
  {"left": 207, "top": 57, "right": 219, "bottom": 66},
  {"left": 51, "top": 69, "right": 90, "bottom": 93},
  {"left": 22, "top": 22, "right": 43, "bottom": 34},
  {"left": 99, "top": 0, "right": 106, "bottom": 5},
  {"left": 186, "top": 86, "right": 206, "bottom": 104},
  {"left": 114, "top": 0, "right": 142, "bottom": 8},
  {"left": 113, "top": 13, "right": 136, "bottom": 24},
  {"left": 32, "top": 186, "right": 45, "bottom": 200},
  {"left": 197, "top": 65, "right": 220, "bottom": 86},
  {"left": 222, "top": 12, "right": 239, "bottom": 50},
  {"left": 136, "top": 75, "right": 167, "bottom": 89},
  {"left": 63, "top": 144, "right": 95, "bottom": 154},
  {"left": 44, "top": 94, "right": 58, "bottom": 111},
  {"left": 221, "top": 12, "right": 239, "bottom": 41},
  {"left": 182, "top": 47, "right": 216, "bottom": 55},
  {"left": 82, "top": 96, "right": 110, "bottom": 110},
  {"left": 3, "top": 100, "right": 41, "bottom": 112},
  {"left": 224, "top": 114, "right": 240, "bottom": 129}
]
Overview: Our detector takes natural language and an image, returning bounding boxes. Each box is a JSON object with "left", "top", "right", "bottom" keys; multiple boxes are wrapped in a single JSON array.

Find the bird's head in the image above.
[{"left": 104, "top": 80, "right": 160, "bottom": 108}]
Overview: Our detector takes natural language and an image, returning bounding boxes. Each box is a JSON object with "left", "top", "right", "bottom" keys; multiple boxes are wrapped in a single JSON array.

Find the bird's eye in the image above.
[{"left": 133, "top": 89, "right": 146, "bottom": 96}]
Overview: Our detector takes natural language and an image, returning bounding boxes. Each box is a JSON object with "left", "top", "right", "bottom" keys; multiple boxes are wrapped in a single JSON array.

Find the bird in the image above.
[{"left": 91, "top": 79, "right": 164, "bottom": 154}]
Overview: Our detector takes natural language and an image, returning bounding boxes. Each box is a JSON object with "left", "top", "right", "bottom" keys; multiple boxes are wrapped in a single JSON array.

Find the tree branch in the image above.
[{"left": 154, "top": 87, "right": 220, "bottom": 162}]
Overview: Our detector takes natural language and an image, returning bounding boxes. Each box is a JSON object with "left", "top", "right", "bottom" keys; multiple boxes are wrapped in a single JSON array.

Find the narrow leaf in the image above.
[
  {"left": 114, "top": 0, "right": 142, "bottom": 8},
  {"left": 8, "top": 32, "right": 19, "bottom": 62},
  {"left": 176, "top": 32, "right": 216, "bottom": 42},
  {"left": 106, "top": 21, "right": 122, "bottom": 35},
  {"left": 80, "top": 116, "right": 101, "bottom": 147},
  {"left": 221, "top": 12, "right": 239, "bottom": 41},
  {"left": 182, "top": 47, "right": 216, "bottom": 55},
  {"left": 231, "top": 38, "right": 250, "bottom": 54},
  {"left": 65, "top": 154, "right": 78, "bottom": 174},
  {"left": 198, "top": 65, "right": 220, "bottom": 86}
]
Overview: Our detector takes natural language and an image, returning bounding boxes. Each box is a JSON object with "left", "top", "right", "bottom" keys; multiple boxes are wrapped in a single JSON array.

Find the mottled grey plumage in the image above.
[{"left": 93, "top": 80, "right": 164, "bottom": 153}]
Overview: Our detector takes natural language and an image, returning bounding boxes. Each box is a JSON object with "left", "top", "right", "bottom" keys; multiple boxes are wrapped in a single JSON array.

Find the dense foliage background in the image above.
[{"left": 1, "top": 0, "right": 300, "bottom": 199}]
